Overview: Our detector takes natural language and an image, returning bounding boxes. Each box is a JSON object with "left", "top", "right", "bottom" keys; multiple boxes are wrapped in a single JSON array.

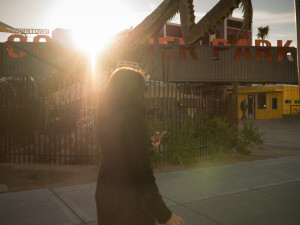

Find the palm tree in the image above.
[{"left": 257, "top": 26, "right": 270, "bottom": 46}]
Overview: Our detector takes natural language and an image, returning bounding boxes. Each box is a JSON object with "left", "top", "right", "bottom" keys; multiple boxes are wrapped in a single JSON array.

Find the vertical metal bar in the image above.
[
  {"left": 47, "top": 81, "right": 51, "bottom": 165},
  {"left": 212, "top": 86, "right": 215, "bottom": 118},
  {"left": 201, "top": 87, "right": 205, "bottom": 155},
  {"left": 80, "top": 84, "right": 83, "bottom": 164},
  {"left": 158, "top": 81, "right": 161, "bottom": 120},
  {"left": 48, "top": 96, "right": 51, "bottom": 165},
  {"left": 154, "top": 80, "right": 156, "bottom": 119},
  {"left": 85, "top": 90, "right": 88, "bottom": 165},
  {"left": 181, "top": 84, "right": 184, "bottom": 124},
  {"left": 54, "top": 80, "right": 57, "bottom": 165},
  {"left": 13, "top": 135, "right": 16, "bottom": 163},
  {"left": 75, "top": 83, "right": 78, "bottom": 164},
  {"left": 58, "top": 79, "right": 62, "bottom": 165},
  {"left": 167, "top": 82, "right": 169, "bottom": 124},
  {"left": 12, "top": 78, "right": 16, "bottom": 162},
  {"left": 32, "top": 111, "right": 36, "bottom": 164},
  {"left": 162, "top": 80, "right": 165, "bottom": 128},
  {"left": 22, "top": 76, "right": 26, "bottom": 164},
  {"left": 192, "top": 84, "right": 196, "bottom": 154},
  {"left": 188, "top": 84, "right": 191, "bottom": 127},
  {"left": 171, "top": 83, "right": 174, "bottom": 121},
  {"left": 7, "top": 78, "right": 12, "bottom": 163},
  {"left": 175, "top": 83, "right": 178, "bottom": 128},
  {"left": 196, "top": 85, "right": 199, "bottom": 156},
  {"left": 8, "top": 134, "right": 11, "bottom": 163},
  {"left": 64, "top": 79, "right": 67, "bottom": 165},
  {"left": 149, "top": 79, "right": 152, "bottom": 120}
]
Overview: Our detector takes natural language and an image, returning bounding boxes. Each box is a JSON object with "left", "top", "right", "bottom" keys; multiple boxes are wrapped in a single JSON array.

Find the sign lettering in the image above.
[{"left": 7, "top": 35, "right": 293, "bottom": 62}]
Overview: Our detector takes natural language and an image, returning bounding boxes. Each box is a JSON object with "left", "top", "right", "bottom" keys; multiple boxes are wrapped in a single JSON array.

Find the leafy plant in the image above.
[
  {"left": 148, "top": 117, "right": 265, "bottom": 166},
  {"left": 236, "top": 121, "right": 264, "bottom": 155},
  {"left": 148, "top": 119, "right": 198, "bottom": 166},
  {"left": 197, "top": 117, "right": 236, "bottom": 157}
]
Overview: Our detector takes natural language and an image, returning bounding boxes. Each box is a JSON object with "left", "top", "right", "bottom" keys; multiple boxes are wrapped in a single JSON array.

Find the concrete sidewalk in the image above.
[{"left": 1, "top": 155, "right": 300, "bottom": 225}]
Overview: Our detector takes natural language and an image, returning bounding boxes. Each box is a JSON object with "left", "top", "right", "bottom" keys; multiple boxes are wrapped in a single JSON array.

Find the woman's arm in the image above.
[{"left": 150, "top": 131, "right": 167, "bottom": 151}]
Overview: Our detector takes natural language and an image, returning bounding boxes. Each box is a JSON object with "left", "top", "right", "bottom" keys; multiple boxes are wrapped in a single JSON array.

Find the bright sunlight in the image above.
[{"left": 49, "top": 0, "right": 143, "bottom": 71}]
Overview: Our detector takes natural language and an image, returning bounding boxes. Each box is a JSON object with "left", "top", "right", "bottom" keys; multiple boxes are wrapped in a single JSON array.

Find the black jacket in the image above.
[
  {"left": 95, "top": 106, "right": 171, "bottom": 225},
  {"left": 240, "top": 101, "right": 248, "bottom": 112}
]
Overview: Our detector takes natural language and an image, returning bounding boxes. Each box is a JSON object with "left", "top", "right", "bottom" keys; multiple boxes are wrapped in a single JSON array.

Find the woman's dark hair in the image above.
[
  {"left": 102, "top": 67, "right": 146, "bottom": 107},
  {"left": 97, "top": 67, "right": 146, "bottom": 141}
]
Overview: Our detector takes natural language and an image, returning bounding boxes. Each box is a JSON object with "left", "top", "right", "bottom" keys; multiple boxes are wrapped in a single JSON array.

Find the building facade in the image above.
[
  {"left": 157, "top": 16, "right": 252, "bottom": 45},
  {"left": 238, "top": 85, "right": 300, "bottom": 119}
]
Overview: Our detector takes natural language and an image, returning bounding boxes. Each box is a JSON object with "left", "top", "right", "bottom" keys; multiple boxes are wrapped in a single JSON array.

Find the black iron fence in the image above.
[
  {"left": 0, "top": 75, "right": 235, "bottom": 165},
  {"left": 0, "top": 42, "right": 237, "bottom": 164}
]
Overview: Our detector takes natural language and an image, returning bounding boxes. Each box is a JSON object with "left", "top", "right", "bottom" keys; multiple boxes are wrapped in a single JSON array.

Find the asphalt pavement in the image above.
[{"left": 248, "top": 119, "right": 300, "bottom": 151}]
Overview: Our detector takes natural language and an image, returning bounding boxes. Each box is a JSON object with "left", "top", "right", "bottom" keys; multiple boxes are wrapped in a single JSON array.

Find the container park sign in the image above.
[
  {"left": 146, "top": 44, "right": 298, "bottom": 83},
  {"left": 6, "top": 34, "right": 293, "bottom": 62},
  {"left": 3, "top": 34, "right": 299, "bottom": 84}
]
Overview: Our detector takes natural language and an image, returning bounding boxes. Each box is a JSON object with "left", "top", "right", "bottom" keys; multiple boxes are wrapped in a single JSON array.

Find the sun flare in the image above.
[{"left": 50, "top": 0, "right": 140, "bottom": 71}]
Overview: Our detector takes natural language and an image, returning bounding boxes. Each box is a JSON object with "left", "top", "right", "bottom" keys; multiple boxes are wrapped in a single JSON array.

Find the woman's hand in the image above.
[
  {"left": 166, "top": 213, "right": 185, "bottom": 225},
  {"left": 150, "top": 131, "right": 167, "bottom": 151}
]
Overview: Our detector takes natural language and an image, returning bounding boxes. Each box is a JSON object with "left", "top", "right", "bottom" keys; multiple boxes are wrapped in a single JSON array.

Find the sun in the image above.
[
  {"left": 50, "top": 0, "right": 139, "bottom": 71},
  {"left": 72, "top": 29, "right": 111, "bottom": 72}
]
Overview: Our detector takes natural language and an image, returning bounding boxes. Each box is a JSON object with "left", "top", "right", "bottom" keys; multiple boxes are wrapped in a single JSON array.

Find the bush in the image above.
[
  {"left": 148, "top": 119, "right": 198, "bottom": 166},
  {"left": 149, "top": 118, "right": 265, "bottom": 166},
  {"left": 197, "top": 117, "right": 236, "bottom": 157},
  {"left": 236, "top": 121, "right": 264, "bottom": 155}
]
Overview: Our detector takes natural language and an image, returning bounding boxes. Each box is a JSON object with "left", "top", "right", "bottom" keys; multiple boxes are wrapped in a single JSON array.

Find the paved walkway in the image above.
[{"left": 1, "top": 154, "right": 300, "bottom": 225}]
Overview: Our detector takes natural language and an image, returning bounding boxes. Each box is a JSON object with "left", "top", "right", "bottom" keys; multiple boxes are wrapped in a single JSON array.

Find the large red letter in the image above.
[
  {"left": 237, "top": 39, "right": 248, "bottom": 46},
  {"left": 255, "top": 40, "right": 272, "bottom": 61},
  {"left": 159, "top": 37, "right": 175, "bottom": 44},
  {"left": 277, "top": 40, "right": 293, "bottom": 62},
  {"left": 33, "top": 35, "right": 52, "bottom": 57},
  {"left": 255, "top": 40, "right": 272, "bottom": 47},
  {"left": 180, "top": 46, "right": 199, "bottom": 60},
  {"left": 234, "top": 47, "right": 252, "bottom": 61},
  {"left": 7, "top": 34, "right": 27, "bottom": 57},
  {"left": 213, "top": 46, "right": 230, "bottom": 58},
  {"left": 256, "top": 48, "right": 272, "bottom": 61},
  {"left": 160, "top": 46, "right": 176, "bottom": 60}
]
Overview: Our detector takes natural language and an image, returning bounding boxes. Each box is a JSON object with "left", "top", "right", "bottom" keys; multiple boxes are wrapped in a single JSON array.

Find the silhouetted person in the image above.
[
  {"left": 95, "top": 68, "right": 185, "bottom": 225},
  {"left": 240, "top": 98, "right": 248, "bottom": 120}
]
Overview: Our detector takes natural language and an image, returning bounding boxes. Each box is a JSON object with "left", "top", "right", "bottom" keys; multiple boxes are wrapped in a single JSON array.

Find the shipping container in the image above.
[{"left": 238, "top": 85, "right": 300, "bottom": 119}]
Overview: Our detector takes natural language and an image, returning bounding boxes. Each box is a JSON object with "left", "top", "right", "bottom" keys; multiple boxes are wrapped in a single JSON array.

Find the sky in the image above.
[{"left": 0, "top": 0, "right": 297, "bottom": 51}]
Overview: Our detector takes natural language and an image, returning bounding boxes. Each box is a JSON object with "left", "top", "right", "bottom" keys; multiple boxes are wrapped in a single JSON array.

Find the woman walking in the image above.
[{"left": 95, "top": 67, "right": 185, "bottom": 225}]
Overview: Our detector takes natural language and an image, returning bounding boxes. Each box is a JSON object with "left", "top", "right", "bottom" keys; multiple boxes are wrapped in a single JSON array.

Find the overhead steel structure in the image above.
[{"left": 0, "top": 21, "right": 49, "bottom": 35}]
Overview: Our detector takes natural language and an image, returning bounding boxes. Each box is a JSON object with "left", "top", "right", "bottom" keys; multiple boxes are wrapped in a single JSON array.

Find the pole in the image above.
[{"left": 294, "top": 0, "right": 300, "bottom": 100}]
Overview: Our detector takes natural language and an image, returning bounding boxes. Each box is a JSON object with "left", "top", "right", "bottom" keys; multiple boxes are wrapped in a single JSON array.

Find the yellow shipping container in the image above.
[{"left": 238, "top": 85, "right": 299, "bottom": 120}]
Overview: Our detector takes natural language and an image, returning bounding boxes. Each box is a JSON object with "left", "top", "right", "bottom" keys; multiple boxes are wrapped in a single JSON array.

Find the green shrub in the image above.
[
  {"left": 197, "top": 117, "right": 236, "bottom": 157},
  {"left": 236, "top": 121, "right": 264, "bottom": 155},
  {"left": 148, "top": 119, "right": 198, "bottom": 166},
  {"left": 162, "top": 122, "right": 198, "bottom": 166}
]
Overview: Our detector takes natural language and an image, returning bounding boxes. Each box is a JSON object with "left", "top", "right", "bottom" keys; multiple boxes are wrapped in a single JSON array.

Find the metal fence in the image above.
[
  {"left": 0, "top": 42, "right": 237, "bottom": 164},
  {"left": 0, "top": 74, "right": 235, "bottom": 165}
]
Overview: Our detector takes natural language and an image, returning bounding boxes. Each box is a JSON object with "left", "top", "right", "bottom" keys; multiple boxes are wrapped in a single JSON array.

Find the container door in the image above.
[{"left": 247, "top": 95, "right": 255, "bottom": 119}]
